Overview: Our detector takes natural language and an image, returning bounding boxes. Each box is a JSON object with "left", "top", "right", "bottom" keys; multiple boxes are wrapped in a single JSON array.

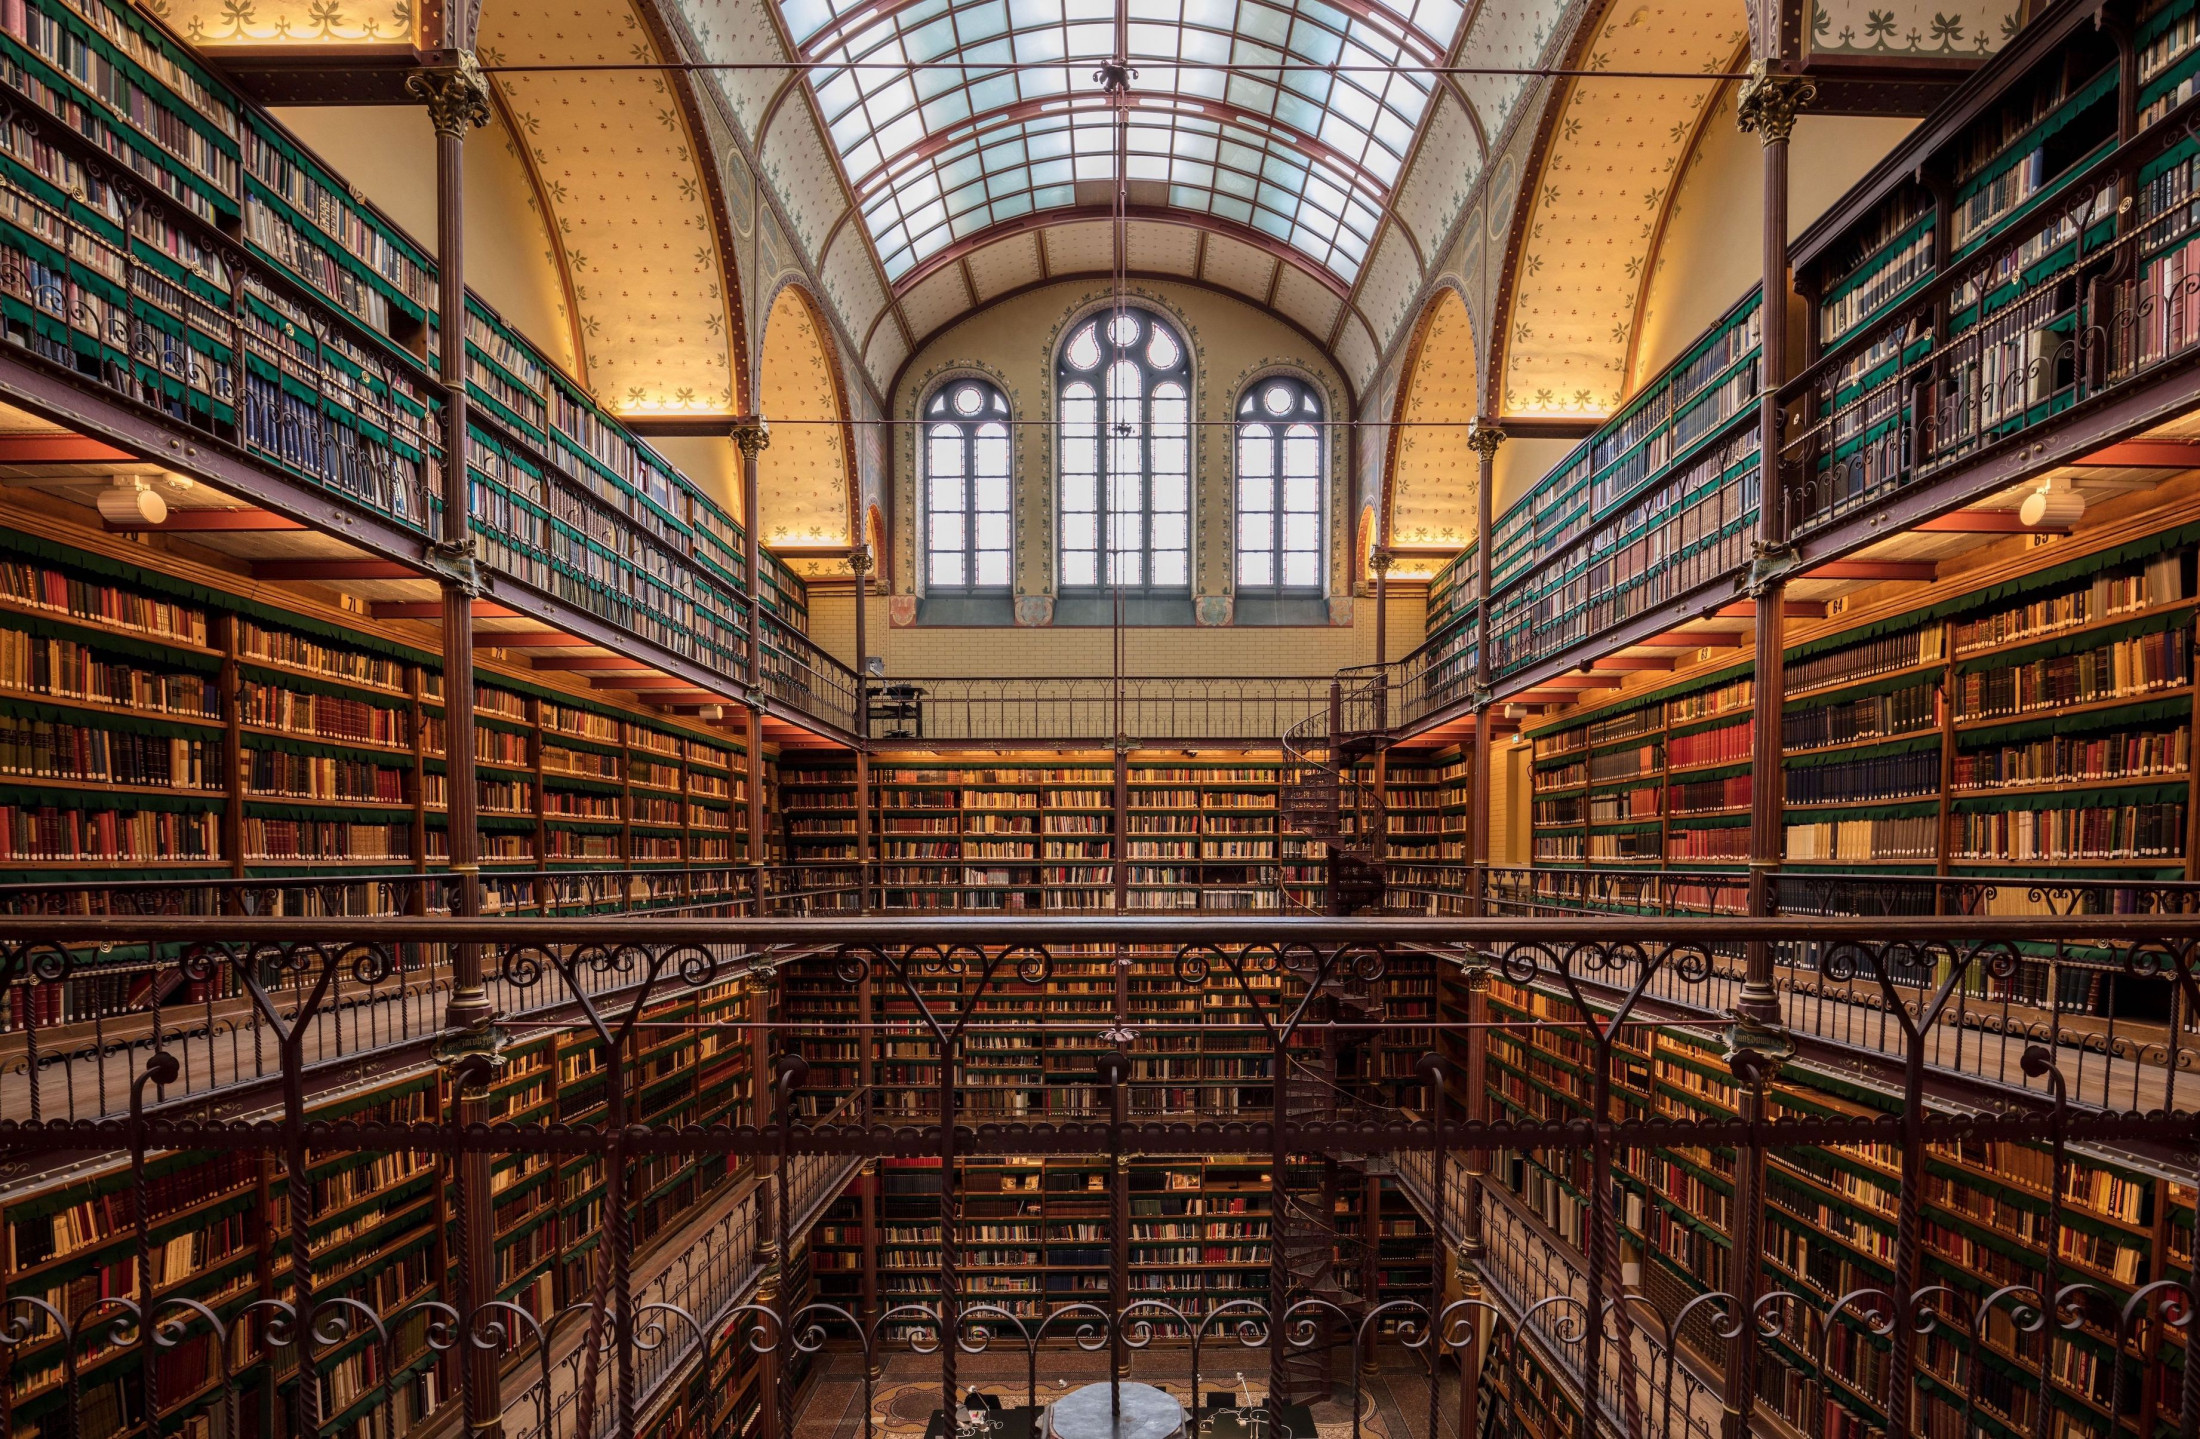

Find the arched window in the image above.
[
  {"left": 924, "top": 378, "right": 1012, "bottom": 591},
  {"left": 1057, "top": 309, "right": 1190, "bottom": 592},
  {"left": 1235, "top": 377, "right": 1324, "bottom": 592}
]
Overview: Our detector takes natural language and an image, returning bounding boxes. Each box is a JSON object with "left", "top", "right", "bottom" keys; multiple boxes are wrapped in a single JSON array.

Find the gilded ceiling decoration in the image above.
[
  {"left": 1496, "top": 2, "right": 1746, "bottom": 417},
  {"left": 759, "top": 287, "right": 857, "bottom": 557},
  {"left": 1808, "top": 0, "right": 2020, "bottom": 58},
  {"left": 1386, "top": 286, "right": 1478, "bottom": 555},
  {"left": 479, "top": 1, "right": 739, "bottom": 416},
  {"left": 148, "top": 0, "right": 413, "bottom": 42}
]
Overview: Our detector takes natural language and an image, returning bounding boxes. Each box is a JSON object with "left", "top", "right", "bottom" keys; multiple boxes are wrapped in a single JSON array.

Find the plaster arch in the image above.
[
  {"left": 1384, "top": 286, "right": 1481, "bottom": 569},
  {"left": 1489, "top": 0, "right": 1750, "bottom": 419},
  {"left": 758, "top": 284, "right": 859, "bottom": 573}
]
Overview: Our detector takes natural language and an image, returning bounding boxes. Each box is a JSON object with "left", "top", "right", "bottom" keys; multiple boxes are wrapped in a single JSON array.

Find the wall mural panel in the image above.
[
  {"left": 1386, "top": 287, "right": 1477, "bottom": 572},
  {"left": 760, "top": 286, "right": 857, "bottom": 569},
  {"left": 1497, "top": 1, "right": 1746, "bottom": 416},
  {"left": 1808, "top": 0, "right": 2020, "bottom": 58},
  {"left": 480, "top": 0, "right": 739, "bottom": 416}
]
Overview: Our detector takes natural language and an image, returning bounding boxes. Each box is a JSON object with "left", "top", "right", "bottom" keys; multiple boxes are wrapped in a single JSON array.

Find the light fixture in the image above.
[
  {"left": 1502, "top": 703, "right": 1524, "bottom": 721},
  {"left": 97, "top": 477, "right": 166, "bottom": 526},
  {"left": 158, "top": 471, "right": 194, "bottom": 493},
  {"left": 2020, "top": 476, "right": 2084, "bottom": 528},
  {"left": 697, "top": 704, "right": 725, "bottom": 721}
]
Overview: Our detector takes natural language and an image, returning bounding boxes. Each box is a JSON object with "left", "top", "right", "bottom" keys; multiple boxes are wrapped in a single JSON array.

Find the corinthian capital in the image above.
[
  {"left": 1735, "top": 61, "right": 1815, "bottom": 144},
  {"left": 408, "top": 52, "right": 494, "bottom": 138}
]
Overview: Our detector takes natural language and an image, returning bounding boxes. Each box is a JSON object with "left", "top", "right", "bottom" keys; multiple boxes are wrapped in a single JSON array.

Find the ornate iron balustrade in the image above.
[
  {"left": 0, "top": 917, "right": 2190, "bottom": 1439},
  {"left": 0, "top": 80, "right": 863, "bottom": 736},
  {"left": 861, "top": 677, "right": 1339, "bottom": 744},
  {"left": 1779, "top": 87, "right": 2200, "bottom": 544}
]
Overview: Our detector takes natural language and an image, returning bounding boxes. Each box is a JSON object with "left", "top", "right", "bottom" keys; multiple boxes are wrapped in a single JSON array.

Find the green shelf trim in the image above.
[
  {"left": 540, "top": 731, "right": 628, "bottom": 758},
  {"left": 1669, "top": 812, "right": 1750, "bottom": 829},
  {"left": 1955, "top": 68, "right": 2118, "bottom": 206},
  {"left": 1954, "top": 695, "right": 2193, "bottom": 749},
  {"left": 472, "top": 711, "right": 534, "bottom": 737},
  {"left": 1784, "top": 733, "right": 1941, "bottom": 768},
  {"left": 0, "top": 692, "right": 223, "bottom": 740},
  {"left": 1787, "top": 798, "right": 1941, "bottom": 822},
  {"left": 1664, "top": 710, "right": 1754, "bottom": 742},
  {"left": 1953, "top": 606, "right": 2194, "bottom": 675},
  {"left": 1952, "top": 781, "right": 2190, "bottom": 813},
  {"left": 242, "top": 732, "right": 416, "bottom": 768},
  {"left": 238, "top": 663, "right": 411, "bottom": 707},
  {"left": 0, "top": 528, "right": 442, "bottom": 665},
  {"left": 1586, "top": 820, "right": 1663, "bottom": 834},
  {"left": 240, "top": 799, "right": 414, "bottom": 822},
  {"left": 1785, "top": 670, "right": 1939, "bottom": 712},
  {"left": 476, "top": 813, "right": 541, "bottom": 833},
  {"left": 544, "top": 773, "right": 625, "bottom": 794},
  {"left": 0, "top": 608, "right": 223, "bottom": 672}
]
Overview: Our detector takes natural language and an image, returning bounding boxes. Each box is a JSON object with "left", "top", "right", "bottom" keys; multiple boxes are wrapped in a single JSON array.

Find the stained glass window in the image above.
[
  {"left": 925, "top": 379, "right": 1014, "bottom": 590},
  {"left": 1235, "top": 377, "right": 1324, "bottom": 592},
  {"left": 1058, "top": 309, "right": 1190, "bottom": 591}
]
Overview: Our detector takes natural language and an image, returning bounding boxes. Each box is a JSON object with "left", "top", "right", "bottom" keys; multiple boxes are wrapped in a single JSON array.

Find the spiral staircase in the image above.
[
  {"left": 1278, "top": 666, "right": 1393, "bottom": 915},
  {"left": 1267, "top": 986, "right": 1399, "bottom": 1401}
]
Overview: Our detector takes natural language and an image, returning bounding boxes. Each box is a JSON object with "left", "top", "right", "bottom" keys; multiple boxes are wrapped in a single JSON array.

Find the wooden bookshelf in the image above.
[
  {"left": 1504, "top": 530, "right": 2199, "bottom": 918},
  {"left": 0, "top": 0, "right": 810, "bottom": 684},
  {"left": 0, "top": 523, "right": 760, "bottom": 889},
  {"left": 1477, "top": 976, "right": 2192, "bottom": 1439}
]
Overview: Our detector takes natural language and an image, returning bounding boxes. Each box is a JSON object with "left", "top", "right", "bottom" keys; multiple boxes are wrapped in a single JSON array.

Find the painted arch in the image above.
[
  {"left": 1383, "top": 285, "right": 1479, "bottom": 575},
  {"left": 758, "top": 284, "right": 859, "bottom": 575}
]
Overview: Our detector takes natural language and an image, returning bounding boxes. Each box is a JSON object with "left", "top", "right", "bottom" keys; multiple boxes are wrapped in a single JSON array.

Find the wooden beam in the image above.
[
  {"left": 1534, "top": 675, "right": 1623, "bottom": 690},
  {"left": 106, "top": 509, "right": 306, "bottom": 532},
  {"left": 529, "top": 656, "right": 656, "bottom": 671},
  {"left": 252, "top": 560, "right": 422, "bottom": 581},
  {"left": 1914, "top": 511, "right": 2057, "bottom": 534},
  {"left": 480, "top": 631, "right": 596, "bottom": 648},
  {"left": 1802, "top": 560, "right": 1938, "bottom": 581},
  {"left": 0, "top": 435, "right": 138, "bottom": 463},
  {"left": 1639, "top": 630, "right": 1746, "bottom": 648},
  {"left": 2072, "top": 440, "right": 2200, "bottom": 467},
  {"left": 1713, "top": 601, "right": 1826, "bottom": 620},
  {"left": 586, "top": 674, "right": 687, "bottom": 690},
  {"left": 622, "top": 415, "right": 739, "bottom": 438},
  {"left": 372, "top": 600, "right": 521, "bottom": 620},
  {"left": 1584, "top": 656, "right": 1676, "bottom": 672}
]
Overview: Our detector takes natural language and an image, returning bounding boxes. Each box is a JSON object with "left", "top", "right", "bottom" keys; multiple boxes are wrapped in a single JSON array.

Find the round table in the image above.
[{"left": 1043, "top": 1382, "right": 1186, "bottom": 1439}]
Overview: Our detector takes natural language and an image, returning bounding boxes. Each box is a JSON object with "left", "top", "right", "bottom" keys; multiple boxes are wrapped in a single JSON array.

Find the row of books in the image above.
[
  {"left": 0, "top": 718, "right": 217, "bottom": 787},
  {"left": 1952, "top": 554, "right": 2185, "bottom": 652},
  {"left": 1951, "top": 801, "right": 2186, "bottom": 860},
  {"left": 1952, "top": 626, "right": 2193, "bottom": 719}
]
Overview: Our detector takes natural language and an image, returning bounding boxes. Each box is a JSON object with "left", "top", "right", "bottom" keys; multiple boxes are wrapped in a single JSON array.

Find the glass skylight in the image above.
[{"left": 779, "top": 0, "right": 1464, "bottom": 285}]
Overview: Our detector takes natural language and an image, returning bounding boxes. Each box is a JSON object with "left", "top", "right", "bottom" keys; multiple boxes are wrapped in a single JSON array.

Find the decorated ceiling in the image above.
[
  {"left": 758, "top": 287, "right": 859, "bottom": 565},
  {"left": 1385, "top": 285, "right": 1478, "bottom": 557},
  {"left": 1495, "top": 0, "right": 1747, "bottom": 417},
  {"left": 477, "top": 0, "right": 744, "bottom": 417}
]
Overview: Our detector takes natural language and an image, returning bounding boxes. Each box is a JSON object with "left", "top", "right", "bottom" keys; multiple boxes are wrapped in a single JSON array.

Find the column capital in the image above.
[
  {"left": 848, "top": 545, "right": 874, "bottom": 576},
  {"left": 1368, "top": 547, "right": 1396, "bottom": 575},
  {"left": 1466, "top": 422, "right": 1506, "bottom": 459},
  {"left": 408, "top": 51, "right": 494, "bottom": 138},
  {"left": 732, "top": 416, "right": 773, "bottom": 459},
  {"left": 1735, "top": 61, "right": 1815, "bottom": 143}
]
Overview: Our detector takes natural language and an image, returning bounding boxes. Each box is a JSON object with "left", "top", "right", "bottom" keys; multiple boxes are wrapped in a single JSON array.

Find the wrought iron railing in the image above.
[
  {"left": 0, "top": 82, "right": 863, "bottom": 736},
  {"left": 0, "top": 916, "right": 2188, "bottom": 1439},
  {"left": 863, "top": 676, "right": 1338, "bottom": 743}
]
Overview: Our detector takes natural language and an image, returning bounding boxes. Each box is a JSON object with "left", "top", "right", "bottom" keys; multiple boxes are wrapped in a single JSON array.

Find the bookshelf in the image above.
[
  {"left": 778, "top": 751, "right": 1335, "bottom": 914},
  {"left": 1476, "top": 975, "right": 2193, "bottom": 1439},
  {"left": 2, "top": 964, "right": 780, "bottom": 1439},
  {"left": 1477, "top": 294, "right": 1763, "bottom": 681},
  {"left": 0, "top": 520, "right": 760, "bottom": 892},
  {"left": 0, "top": 0, "right": 811, "bottom": 688},
  {"left": 1506, "top": 526, "right": 2199, "bottom": 926}
]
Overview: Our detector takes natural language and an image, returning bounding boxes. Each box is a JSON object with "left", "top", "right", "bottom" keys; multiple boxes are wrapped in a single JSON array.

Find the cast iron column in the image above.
[
  {"left": 1735, "top": 63, "right": 1811, "bottom": 1026},
  {"left": 852, "top": 546, "right": 873, "bottom": 908},
  {"left": 736, "top": 419, "right": 772, "bottom": 900},
  {"left": 1466, "top": 425, "right": 1503, "bottom": 915},
  {"left": 409, "top": 50, "right": 501, "bottom": 1439}
]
